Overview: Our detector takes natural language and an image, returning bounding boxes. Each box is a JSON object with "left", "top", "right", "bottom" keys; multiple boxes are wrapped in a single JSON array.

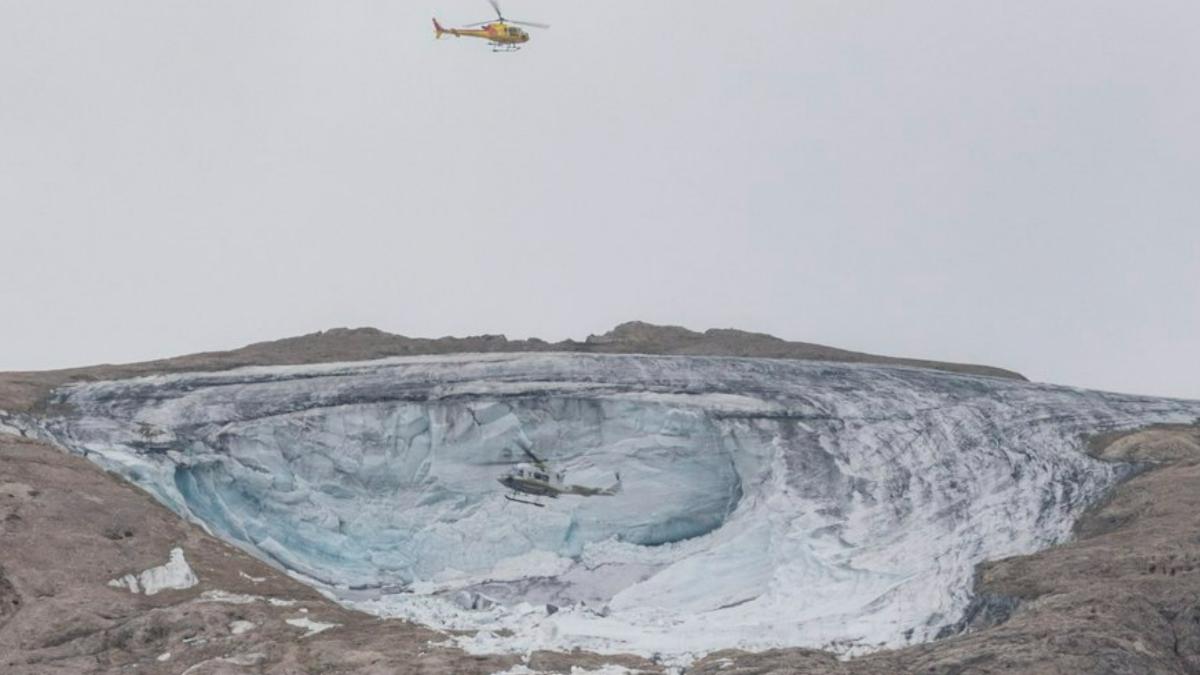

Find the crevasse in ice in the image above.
[{"left": 27, "top": 353, "right": 1200, "bottom": 658}]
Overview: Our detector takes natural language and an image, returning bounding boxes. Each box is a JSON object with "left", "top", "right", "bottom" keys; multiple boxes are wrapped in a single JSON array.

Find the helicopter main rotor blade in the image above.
[
  {"left": 488, "top": 0, "right": 504, "bottom": 20},
  {"left": 463, "top": 20, "right": 494, "bottom": 27},
  {"left": 509, "top": 19, "right": 550, "bottom": 29},
  {"left": 521, "top": 446, "right": 547, "bottom": 469}
]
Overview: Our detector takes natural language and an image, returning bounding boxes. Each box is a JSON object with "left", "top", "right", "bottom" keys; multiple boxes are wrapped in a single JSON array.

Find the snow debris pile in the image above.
[
  {"left": 196, "top": 589, "right": 296, "bottom": 606},
  {"left": 34, "top": 353, "right": 1200, "bottom": 659},
  {"left": 0, "top": 412, "right": 28, "bottom": 438},
  {"left": 492, "top": 665, "right": 639, "bottom": 675},
  {"left": 108, "top": 547, "right": 198, "bottom": 595},
  {"left": 285, "top": 617, "right": 340, "bottom": 638}
]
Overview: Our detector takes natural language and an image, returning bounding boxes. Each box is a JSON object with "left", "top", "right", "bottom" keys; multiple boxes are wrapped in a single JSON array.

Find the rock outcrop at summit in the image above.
[{"left": 0, "top": 321, "right": 1023, "bottom": 414}]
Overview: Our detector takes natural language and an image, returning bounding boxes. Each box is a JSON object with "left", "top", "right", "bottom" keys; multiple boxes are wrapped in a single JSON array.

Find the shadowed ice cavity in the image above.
[{"left": 170, "top": 398, "right": 744, "bottom": 587}]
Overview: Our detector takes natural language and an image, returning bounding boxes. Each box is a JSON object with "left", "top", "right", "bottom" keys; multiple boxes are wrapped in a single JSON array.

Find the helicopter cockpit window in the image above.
[{"left": 534, "top": 473, "right": 548, "bottom": 482}]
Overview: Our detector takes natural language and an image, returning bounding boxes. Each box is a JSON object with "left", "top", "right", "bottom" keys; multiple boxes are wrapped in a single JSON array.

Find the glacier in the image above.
[{"left": 21, "top": 352, "right": 1200, "bottom": 660}]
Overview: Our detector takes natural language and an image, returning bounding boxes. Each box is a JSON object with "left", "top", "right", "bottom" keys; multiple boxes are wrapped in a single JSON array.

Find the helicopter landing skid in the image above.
[
  {"left": 491, "top": 44, "right": 521, "bottom": 53},
  {"left": 505, "top": 494, "right": 545, "bottom": 507}
]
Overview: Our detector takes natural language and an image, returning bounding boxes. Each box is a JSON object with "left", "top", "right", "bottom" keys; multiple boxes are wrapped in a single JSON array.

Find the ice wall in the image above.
[{"left": 28, "top": 353, "right": 1200, "bottom": 659}]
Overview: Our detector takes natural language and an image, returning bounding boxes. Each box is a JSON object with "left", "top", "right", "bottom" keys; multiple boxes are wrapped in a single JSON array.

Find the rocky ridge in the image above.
[{"left": 0, "top": 322, "right": 1023, "bottom": 414}]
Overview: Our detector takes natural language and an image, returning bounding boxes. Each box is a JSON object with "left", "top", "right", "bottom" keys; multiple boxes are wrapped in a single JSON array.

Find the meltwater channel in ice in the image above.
[{"left": 26, "top": 353, "right": 1200, "bottom": 658}]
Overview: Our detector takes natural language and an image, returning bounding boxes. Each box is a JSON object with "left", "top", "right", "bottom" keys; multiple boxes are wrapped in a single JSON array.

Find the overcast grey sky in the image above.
[{"left": 1, "top": 1, "right": 1197, "bottom": 398}]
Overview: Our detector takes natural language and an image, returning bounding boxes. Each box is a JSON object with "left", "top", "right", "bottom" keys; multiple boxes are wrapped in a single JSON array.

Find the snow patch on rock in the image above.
[
  {"left": 491, "top": 665, "right": 640, "bottom": 675},
  {"left": 286, "top": 616, "right": 339, "bottom": 637},
  {"left": 0, "top": 411, "right": 33, "bottom": 438},
  {"left": 108, "top": 547, "right": 197, "bottom": 595},
  {"left": 197, "top": 589, "right": 260, "bottom": 604},
  {"left": 197, "top": 589, "right": 298, "bottom": 607},
  {"left": 181, "top": 653, "right": 266, "bottom": 674}
]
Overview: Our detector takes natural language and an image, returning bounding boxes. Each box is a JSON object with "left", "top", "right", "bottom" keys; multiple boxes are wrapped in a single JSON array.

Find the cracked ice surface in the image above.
[{"left": 31, "top": 353, "right": 1200, "bottom": 658}]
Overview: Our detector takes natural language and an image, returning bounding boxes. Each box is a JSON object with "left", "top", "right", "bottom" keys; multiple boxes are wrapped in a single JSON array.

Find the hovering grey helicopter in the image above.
[{"left": 497, "top": 446, "right": 621, "bottom": 507}]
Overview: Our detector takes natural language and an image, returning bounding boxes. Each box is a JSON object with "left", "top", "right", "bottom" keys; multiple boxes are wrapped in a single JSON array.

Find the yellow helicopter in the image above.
[{"left": 434, "top": 0, "right": 549, "bottom": 52}]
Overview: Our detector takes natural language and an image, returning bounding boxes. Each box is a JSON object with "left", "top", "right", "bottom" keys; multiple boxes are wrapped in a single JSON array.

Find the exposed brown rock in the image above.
[{"left": 0, "top": 565, "right": 19, "bottom": 631}]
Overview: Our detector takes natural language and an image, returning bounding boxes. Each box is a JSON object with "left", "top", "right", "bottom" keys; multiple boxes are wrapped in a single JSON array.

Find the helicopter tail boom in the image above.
[
  {"left": 564, "top": 472, "right": 622, "bottom": 497},
  {"left": 602, "top": 472, "right": 623, "bottom": 496}
]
